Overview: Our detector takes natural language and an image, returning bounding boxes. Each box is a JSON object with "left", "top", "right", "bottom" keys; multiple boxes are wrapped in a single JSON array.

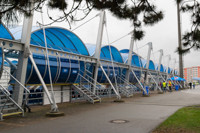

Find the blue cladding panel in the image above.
[
  {"left": 25, "top": 54, "right": 80, "bottom": 84},
  {"left": 0, "top": 48, "right": 3, "bottom": 73},
  {"left": 168, "top": 68, "right": 171, "bottom": 74},
  {"left": 68, "top": 60, "right": 79, "bottom": 83},
  {"left": 101, "top": 65, "right": 108, "bottom": 83},
  {"left": 0, "top": 24, "right": 13, "bottom": 40},
  {"left": 27, "top": 54, "right": 47, "bottom": 84},
  {"left": 97, "top": 67, "right": 103, "bottom": 83},
  {"left": 57, "top": 58, "right": 70, "bottom": 83},
  {"left": 43, "top": 56, "right": 59, "bottom": 83}
]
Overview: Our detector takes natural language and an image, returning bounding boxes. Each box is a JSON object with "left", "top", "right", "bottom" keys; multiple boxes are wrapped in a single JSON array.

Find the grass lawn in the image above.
[{"left": 153, "top": 106, "right": 200, "bottom": 133}]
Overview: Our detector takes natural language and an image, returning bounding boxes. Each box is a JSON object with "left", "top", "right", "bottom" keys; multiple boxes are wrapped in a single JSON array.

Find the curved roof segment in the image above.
[
  {"left": 86, "top": 44, "right": 124, "bottom": 63},
  {"left": 155, "top": 64, "right": 164, "bottom": 72},
  {"left": 120, "top": 49, "right": 143, "bottom": 67},
  {"left": 0, "top": 24, "right": 14, "bottom": 40},
  {"left": 164, "top": 66, "right": 171, "bottom": 74},
  {"left": 31, "top": 27, "right": 89, "bottom": 56},
  {"left": 100, "top": 45, "right": 123, "bottom": 63},
  {"left": 9, "top": 25, "right": 40, "bottom": 40},
  {"left": 141, "top": 59, "right": 155, "bottom": 70}
]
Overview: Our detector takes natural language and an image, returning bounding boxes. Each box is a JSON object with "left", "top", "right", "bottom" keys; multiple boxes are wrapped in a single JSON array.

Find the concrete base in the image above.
[
  {"left": 46, "top": 112, "right": 65, "bottom": 117},
  {"left": 142, "top": 94, "right": 150, "bottom": 97},
  {"left": 113, "top": 99, "right": 125, "bottom": 103}
]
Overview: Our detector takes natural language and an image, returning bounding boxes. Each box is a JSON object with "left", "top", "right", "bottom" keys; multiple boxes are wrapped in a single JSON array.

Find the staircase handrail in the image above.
[
  {"left": 0, "top": 85, "right": 24, "bottom": 113},
  {"left": 77, "top": 73, "right": 102, "bottom": 91},
  {"left": 79, "top": 70, "right": 107, "bottom": 90},
  {"left": 3, "top": 68, "right": 30, "bottom": 94}
]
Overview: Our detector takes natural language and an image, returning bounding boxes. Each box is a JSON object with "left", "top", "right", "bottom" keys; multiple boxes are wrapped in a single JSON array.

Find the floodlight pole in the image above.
[
  {"left": 13, "top": 2, "right": 34, "bottom": 106},
  {"left": 93, "top": 11, "right": 106, "bottom": 94},
  {"left": 126, "top": 35, "right": 134, "bottom": 82},
  {"left": 177, "top": 2, "right": 184, "bottom": 79}
]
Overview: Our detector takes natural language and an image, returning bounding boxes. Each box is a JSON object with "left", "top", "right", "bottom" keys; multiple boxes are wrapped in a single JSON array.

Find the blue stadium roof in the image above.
[
  {"left": 163, "top": 66, "right": 171, "bottom": 74},
  {"left": 86, "top": 44, "right": 124, "bottom": 63},
  {"left": 4, "top": 25, "right": 89, "bottom": 56},
  {"left": 155, "top": 64, "right": 164, "bottom": 72},
  {"left": 120, "top": 49, "right": 143, "bottom": 67},
  {"left": 31, "top": 27, "right": 89, "bottom": 56},
  {"left": 0, "top": 23, "right": 14, "bottom": 40},
  {"left": 141, "top": 59, "right": 155, "bottom": 70}
]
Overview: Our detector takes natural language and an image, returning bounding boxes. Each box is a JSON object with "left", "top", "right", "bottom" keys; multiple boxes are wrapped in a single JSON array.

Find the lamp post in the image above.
[{"left": 177, "top": 1, "right": 184, "bottom": 79}]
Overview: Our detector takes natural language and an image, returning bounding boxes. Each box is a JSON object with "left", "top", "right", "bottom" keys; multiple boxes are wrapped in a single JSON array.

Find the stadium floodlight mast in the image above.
[{"left": 176, "top": 1, "right": 184, "bottom": 79}]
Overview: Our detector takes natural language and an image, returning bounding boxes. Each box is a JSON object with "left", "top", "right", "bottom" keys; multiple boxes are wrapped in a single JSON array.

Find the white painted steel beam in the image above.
[
  {"left": 13, "top": 2, "right": 34, "bottom": 106},
  {"left": 148, "top": 72, "right": 162, "bottom": 92},
  {"left": 100, "top": 64, "right": 121, "bottom": 99},
  {"left": 144, "top": 42, "right": 152, "bottom": 86},
  {"left": 93, "top": 11, "right": 106, "bottom": 94},
  {"left": 131, "top": 69, "right": 147, "bottom": 94},
  {"left": 126, "top": 35, "right": 134, "bottom": 81}
]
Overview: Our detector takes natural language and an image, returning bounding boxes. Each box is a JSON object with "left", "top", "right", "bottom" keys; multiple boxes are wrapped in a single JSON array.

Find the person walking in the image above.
[
  {"left": 160, "top": 82, "right": 163, "bottom": 90},
  {"left": 162, "top": 81, "right": 166, "bottom": 93},
  {"left": 189, "top": 82, "right": 192, "bottom": 89},
  {"left": 193, "top": 82, "right": 195, "bottom": 89},
  {"left": 168, "top": 80, "right": 172, "bottom": 92}
]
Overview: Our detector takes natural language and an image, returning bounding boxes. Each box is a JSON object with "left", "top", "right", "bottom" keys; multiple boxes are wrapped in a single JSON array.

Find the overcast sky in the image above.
[{"left": 28, "top": 0, "right": 200, "bottom": 70}]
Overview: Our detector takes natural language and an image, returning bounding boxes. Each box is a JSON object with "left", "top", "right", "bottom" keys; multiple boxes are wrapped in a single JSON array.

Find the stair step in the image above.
[
  {"left": 2, "top": 111, "right": 23, "bottom": 117},
  {"left": 0, "top": 99, "right": 10, "bottom": 103},
  {"left": 93, "top": 100, "right": 100, "bottom": 103},
  {"left": 1, "top": 107, "right": 18, "bottom": 112},
  {"left": 0, "top": 103, "right": 14, "bottom": 107},
  {"left": 0, "top": 95, "right": 7, "bottom": 97}
]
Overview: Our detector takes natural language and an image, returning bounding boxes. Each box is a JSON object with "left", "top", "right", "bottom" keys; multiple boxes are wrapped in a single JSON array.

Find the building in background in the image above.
[{"left": 184, "top": 66, "right": 200, "bottom": 82}]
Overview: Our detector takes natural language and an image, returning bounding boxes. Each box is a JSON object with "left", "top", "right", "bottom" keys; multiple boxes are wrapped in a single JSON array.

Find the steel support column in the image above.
[
  {"left": 156, "top": 49, "right": 163, "bottom": 91},
  {"left": 144, "top": 42, "right": 152, "bottom": 86},
  {"left": 13, "top": 2, "right": 34, "bottom": 106},
  {"left": 126, "top": 35, "right": 134, "bottom": 82},
  {"left": 166, "top": 55, "right": 171, "bottom": 80},
  {"left": 93, "top": 11, "right": 106, "bottom": 94}
]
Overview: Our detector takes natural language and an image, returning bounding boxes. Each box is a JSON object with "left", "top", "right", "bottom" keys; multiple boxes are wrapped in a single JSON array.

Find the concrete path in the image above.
[{"left": 1, "top": 86, "right": 200, "bottom": 133}]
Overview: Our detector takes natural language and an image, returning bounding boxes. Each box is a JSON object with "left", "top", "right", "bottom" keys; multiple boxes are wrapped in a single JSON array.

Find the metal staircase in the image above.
[
  {"left": 0, "top": 85, "right": 24, "bottom": 120},
  {"left": 73, "top": 73, "right": 101, "bottom": 104},
  {"left": 118, "top": 85, "right": 133, "bottom": 97},
  {"left": 117, "top": 75, "right": 138, "bottom": 97}
]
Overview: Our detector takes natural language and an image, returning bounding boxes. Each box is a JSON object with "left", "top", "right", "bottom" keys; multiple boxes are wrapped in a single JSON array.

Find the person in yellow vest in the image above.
[
  {"left": 162, "top": 81, "right": 166, "bottom": 92},
  {"left": 168, "top": 80, "right": 172, "bottom": 92}
]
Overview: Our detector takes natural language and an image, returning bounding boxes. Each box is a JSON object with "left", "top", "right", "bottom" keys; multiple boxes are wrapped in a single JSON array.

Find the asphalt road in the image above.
[{"left": 1, "top": 87, "right": 200, "bottom": 133}]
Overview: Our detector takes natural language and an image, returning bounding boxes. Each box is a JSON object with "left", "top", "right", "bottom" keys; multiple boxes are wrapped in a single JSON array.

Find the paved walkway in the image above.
[{"left": 1, "top": 86, "right": 200, "bottom": 133}]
